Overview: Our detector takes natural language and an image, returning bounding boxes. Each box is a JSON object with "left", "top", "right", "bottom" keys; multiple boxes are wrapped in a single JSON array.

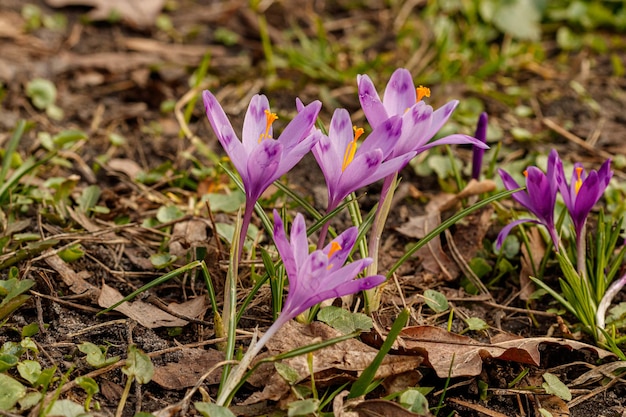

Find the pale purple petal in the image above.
[
  {"left": 382, "top": 68, "right": 416, "bottom": 117},
  {"left": 277, "top": 100, "right": 322, "bottom": 153},
  {"left": 242, "top": 95, "right": 271, "bottom": 151},
  {"left": 357, "top": 116, "right": 403, "bottom": 158},
  {"left": 425, "top": 100, "right": 459, "bottom": 139},
  {"left": 272, "top": 210, "right": 298, "bottom": 280},
  {"left": 290, "top": 213, "right": 310, "bottom": 272},
  {"left": 323, "top": 227, "right": 358, "bottom": 273},
  {"left": 416, "top": 134, "right": 489, "bottom": 153},
  {"left": 393, "top": 102, "right": 433, "bottom": 156},
  {"left": 357, "top": 74, "right": 388, "bottom": 129},
  {"left": 245, "top": 139, "right": 281, "bottom": 201},
  {"left": 202, "top": 90, "right": 247, "bottom": 174}
]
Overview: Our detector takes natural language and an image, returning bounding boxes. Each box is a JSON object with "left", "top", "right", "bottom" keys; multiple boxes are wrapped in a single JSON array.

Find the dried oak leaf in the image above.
[
  {"left": 243, "top": 321, "right": 422, "bottom": 404},
  {"left": 44, "top": 0, "right": 165, "bottom": 28},
  {"left": 98, "top": 283, "right": 208, "bottom": 328},
  {"left": 399, "top": 326, "right": 615, "bottom": 378},
  {"left": 152, "top": 348, "right": 224, "bottom": 389}
]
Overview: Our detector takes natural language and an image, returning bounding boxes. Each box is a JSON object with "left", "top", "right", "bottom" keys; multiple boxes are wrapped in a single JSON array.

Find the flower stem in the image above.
[
  {"left": 238, "top": 200, "right": 255, "bottom": 261},
  {"left": 364, "top": 173, "right": 397, "bottom": 313},
  {"left": 576, "top": 222, "right": 587, "bottom": 281},
  {"left": 216, "top": 313, "right": 289, "bottom": 406}
]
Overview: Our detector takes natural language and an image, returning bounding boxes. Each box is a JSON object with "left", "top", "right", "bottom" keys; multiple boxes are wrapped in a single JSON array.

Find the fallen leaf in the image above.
[
  {"left": 44, "top": 252, "right": 98, "bottom": 298},
  {"left": 44, "top": 0, "right": 166, "bottom": 28},
  {"left": 398, "top": 326, "right": 614, "bottom": 378},
  {"left": 348, "top": 399, "right": 429, "bottom": 417},
  {"left": 243, "top": 321, "right": 422, "bottom": 404},
  {"left": 97, "top": 284, "right": 208, "bottom": 328},
  {"left": 169, "top": 219, "right": 211, "bottom": 260},
  {"left": 107, "top": 158, "right": 143, "bottom": 179},
  {"left": 152, "top": 348, "right": 224, "bottom": 389}
]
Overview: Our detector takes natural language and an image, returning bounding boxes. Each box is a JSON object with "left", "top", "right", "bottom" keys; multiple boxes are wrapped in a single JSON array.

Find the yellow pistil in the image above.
[
  {"left": 574, "top": 167, "right": 584, "bottom": 195},
  {"left": 416, "top": 85, "right": 431, "bottom": 102},
  {"left": 342, "top": 126, "right": 364, "bottom": 172},
  {"left": 258, "top": 109, "right": 278, "bottom": 143},
  {"left": 327, "top": 241, "right": 342, "bottom": 269}
]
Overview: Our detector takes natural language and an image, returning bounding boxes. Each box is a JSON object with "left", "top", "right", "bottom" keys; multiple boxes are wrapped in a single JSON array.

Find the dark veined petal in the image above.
[
  {"left": 357, "top": 116, "right": 403, "bottom": 158},
  {"left": 425, "top": 100, "right": 459, "bottom": 140},
  {"left": 382, "top": 68, "right": 416, "bottom": 118},
  {"left": 277, "top": 100, "right": 322, "bottom": 153},
  {"left": 323, "top": 227, "right": 358, "bottom": 273},
  {"left": 245, "top": 139, "right": 282, "bottom": 202},
  {"left": 357, "top": 74, "right": 388, "bottom": 129}
]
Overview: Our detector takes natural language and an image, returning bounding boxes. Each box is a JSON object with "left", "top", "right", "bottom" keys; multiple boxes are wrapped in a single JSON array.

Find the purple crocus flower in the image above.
[
  {"left": 202, "top": 90, "right": 321, "bottom": 257},
  {"left": 312, "top": 108, "right": 416, "bottom": 213},
  {"left": 496, "top": 149, "right": 560, "bottom": 250},
  {"left": 556, "top": 156, "right": 613, "bottom": 240},
  {"left": 357, "top": 68, "right": 489, "bottom": 159},
  {"left": 215, "top": 210, "right": 385, "bottom": 405},
  {"left": 471, "top": 112, "right": 488, "bottom": 180},
  {"left": 271, "top": 210, "right": 385, "bottom": 321}
]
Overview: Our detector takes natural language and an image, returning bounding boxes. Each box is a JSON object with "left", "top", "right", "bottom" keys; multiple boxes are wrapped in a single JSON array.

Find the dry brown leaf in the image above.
[
  {"left": 169, "top": 219, "right": 210, "bottom": 260},
  {"left": 152, "top": 348, "right": 224, "bottom": 389},
  {"left": 349, "top": 399, "right": 429, "bottom": 417},
  {"left": 243, "top": 321, "right": 422, "bottom": 404},
  {"left": 44, "top": 252, "right": 98, "bottom": 298},
  {"left": 399, "top": 326, "right": 614, "bottom": 378},
  {"left": 97, "top": 284, "right": 208, "bottom": 328},
  {"left": 45, "top": 0, "right": 166, "bottom": 28},
  {"left": 107, "top": 158, "right": 143, "bottom": 179},
  {"left": 395, "top": 211, "right": 460, "bottom": 281},
  {"left": 539, "top": 395, "right": 570, "bottom": 417}
]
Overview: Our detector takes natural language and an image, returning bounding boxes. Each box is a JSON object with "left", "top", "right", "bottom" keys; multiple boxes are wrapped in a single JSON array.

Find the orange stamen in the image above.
[
  {"left": 341, "top": 126, "right": 364, "bottom": 172},
  {"left": 574, "top": 167, "right": 584, "bottom": 195},
  {"left": 328, "top": 241, "right": 342, "bottom": 257},
  {"left": 416, "top": 85, "right": 431, "bottom": 102},
  {"left": 326, "top": 241, "right": 342, "bottom": 269},
  {"left": 523, "top": 170, "right": 528, "bottom": 177},
  {"left": 258, "top": 109, "right": 278, "bottom": 143}
]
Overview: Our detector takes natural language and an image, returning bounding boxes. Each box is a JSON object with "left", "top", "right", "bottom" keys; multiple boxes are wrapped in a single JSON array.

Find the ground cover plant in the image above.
[{"left": 1, "top": 0, "right": 626, "bottom": 416}]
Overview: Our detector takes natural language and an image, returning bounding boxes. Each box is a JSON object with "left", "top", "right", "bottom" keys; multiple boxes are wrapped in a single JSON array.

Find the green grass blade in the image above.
[
  {"left": 0, "top": 120, "right": 26, "bottom": 185},
  {"left": 387, "top": 187, "right": 523, "bottom": 278},
  {"left": 348, "top": 308, "right": 410, "bottom": 399}
]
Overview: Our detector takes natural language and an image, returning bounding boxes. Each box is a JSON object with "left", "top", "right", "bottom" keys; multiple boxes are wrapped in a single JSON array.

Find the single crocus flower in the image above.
[
  {"left": 215, "top": 211, "right": 385, "bottom": 405},
  {"left": 471, "top": 112, "right": 488, "bottom": 180},
  {"left": 556, "top": 156, "right": 613, "bottom": 241},
  {"left": 202, "top": 90, "right": 322, "bottom": 258},
  {"left": 311, "top": 108, "right": 416, "bottom": 245},
  {"left": 496, "top": 149, "right": 560, "bottom": 250},
  {"left": 357, "top": 68, "right": 489, "bottom": 159}
]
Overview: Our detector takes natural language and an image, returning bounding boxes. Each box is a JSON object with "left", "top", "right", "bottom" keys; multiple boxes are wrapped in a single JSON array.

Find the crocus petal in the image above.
[
  {"left": 324, "top": 227, "right": 358, "bottom": 273},
  {"left": 276, "top": 131, "right": 320, "bottom": 177},
  {"left": 328, "top": 108, "right": 355, "bottom": 158},
  {"left": 357, "top": 74, "right": 388, "bottom": 129},
  {"left": 277, "top": 100, "right": 322, "bottom": 153},
  {"left": 357, "top": 116, "right": 403, "bottom": 158},
  {"left": 245, "top": 139, "right": 282, "bottom": 201},
  {"left": 202, "top": 90, "right": 247, "bottom": 174},
  {"left": 392, "top": 101, "right": 433, "bottom": 156},
  {"left": 290, "top": 213, "right": 310, "bottom": 272},
  {"left": 495, "top": 218, "right": 541, "bottom": 250},
  {"left": 416, "top": 134, "right": 489, "bottom": 153},
  {"left": 525, "top": 167, "right": 556, "bottom": 223},
  {"left": 272, "top": 211, "right": 298, "bottom": 280},
  {"left": 242, "top": 95, "right": 271, "bottom": 150},
  {"left": 498, "top": 168, "right": 531, "bottom": 209},
  {"left": 382, "top": 68, "right": 416, "bottom": 117},
  {"left": 328, "top": 149, "right": 383, "bottom": 206},
  {"left": 425, "top": 100, "right": 459, "bottom": 139}
]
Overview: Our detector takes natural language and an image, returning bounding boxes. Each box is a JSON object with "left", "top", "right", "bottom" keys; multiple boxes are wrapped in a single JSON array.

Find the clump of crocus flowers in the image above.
[{"left": 202, "top": 68, "right": 490, "bottom": 402}]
